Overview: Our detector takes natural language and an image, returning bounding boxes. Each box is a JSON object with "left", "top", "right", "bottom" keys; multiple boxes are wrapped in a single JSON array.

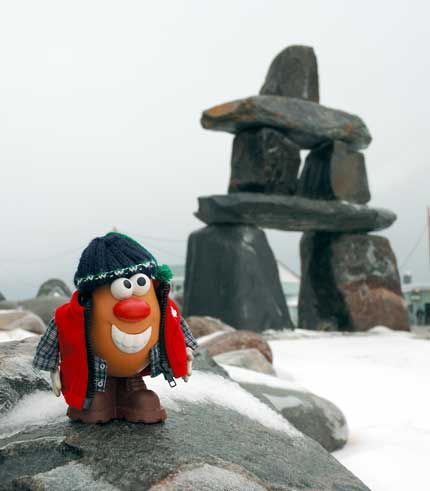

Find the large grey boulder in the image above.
[
  {"left": 37, "top": 279, "right": 72, "bottom": 298},
  {"left": 260, "top": 45, "right": 319, "bottom": 102},
  {"left": 298, "top": 141, "right": 370, "bottom": 204},
  {"left": 0, "top": 369, "right": 369, "bottom": 490},
  {"left": 183, "top": 224, "right": 293, "bottom": 331},
  {"left": 201, "top": 95, "right": 372, "bottom": 150},
  {"left": 196, "top": 193, "right": 396, "bottom": 233},
  {"left": 229, "top": 128, "right": 301, "bottom": 195},
  {"left": 0, "top": 337, "right": 50, "bottom": 415},
  {"left": 299, "top": 232, "right": 409, "bottom": 331},
  {"left": 240, "top": 382, "right": 348, "bottom": 452}
]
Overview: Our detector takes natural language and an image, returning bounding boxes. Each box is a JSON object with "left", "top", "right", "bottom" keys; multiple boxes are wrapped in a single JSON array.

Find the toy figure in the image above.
[{"left": 33, "top": 232, "right": 197, "bottom": 423}]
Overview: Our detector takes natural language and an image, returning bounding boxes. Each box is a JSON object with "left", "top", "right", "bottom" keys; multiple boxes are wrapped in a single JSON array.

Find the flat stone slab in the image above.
[
  {"left": 201, "top": 95, "right": 371, "bottom": 150},
  {"left": 195, "top": 193, "right": 396, "bottom": 233}
]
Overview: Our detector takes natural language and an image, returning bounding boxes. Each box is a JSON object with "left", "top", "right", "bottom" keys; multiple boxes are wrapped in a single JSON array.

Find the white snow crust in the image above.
[{"left": 270, "top": 327, "right": 430, "bottom": 491}]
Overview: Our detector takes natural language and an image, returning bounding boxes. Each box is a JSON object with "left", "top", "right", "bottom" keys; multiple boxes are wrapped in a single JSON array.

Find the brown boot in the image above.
[
  {"left": 67, "top": 377, "right": 117, "bottom": 423},
  {"left": 116, "top": 375, "right": 167, "bottom": 423}
]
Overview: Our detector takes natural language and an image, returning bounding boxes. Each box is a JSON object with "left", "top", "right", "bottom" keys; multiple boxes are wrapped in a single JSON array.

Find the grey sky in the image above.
[{"left": 1, "top": 1, "right": 429, "bottom": 299}]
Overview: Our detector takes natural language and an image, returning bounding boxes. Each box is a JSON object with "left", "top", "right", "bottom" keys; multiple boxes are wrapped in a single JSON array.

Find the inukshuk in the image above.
[{"left": 183, "top": 45, "right": 409, "bottom": 332}]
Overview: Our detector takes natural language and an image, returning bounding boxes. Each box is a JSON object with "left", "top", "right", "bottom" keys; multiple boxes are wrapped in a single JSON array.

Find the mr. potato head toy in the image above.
[{"left": 33, "top": 232, "right": 197, "bottom": 423}]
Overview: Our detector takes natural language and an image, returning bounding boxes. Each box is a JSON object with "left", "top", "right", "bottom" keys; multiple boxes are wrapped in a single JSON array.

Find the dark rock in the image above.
[
  {"left": 0, "top": 337, "right": 50, "bottom": 415},
  {"left": 196, "top": 193, "right": 396, "bottom": 233},
  {"left": 298, "top": 141, "right": 370, "bottom": 204},
  {"left": 37, "top": 278, "right": 72, "bottom": 298},
  {"left": 0, "top": 390, "right": 370, "bottom": 491},
  {"left": 0, "top": 292, "right": 4, "bottom": 301},
  {"left": 183, "top": 224, "right": 293, "bottom": 331},
  {"left": 240, "top": 383, "right": 348, "bottom": 452},
  {"left": 214, "top": 349, "right": 276, "bottom": 375},
  {"left": 199, "top": 330, "right": 273, "bottom": 364},
  {"left": 201, "top": 95, "right": 372, "bottom": 150},
  {"left": 229, "top": 128, "right": 301, "bottom": 195},
  {"left": 260, "top": 45, "right": 319, "bottom": 102},
  {"left": 185, "top": 316, "right": 235, "bottom": 339},
  {"left": 299, "top": 232, "right": 410, "bottom": 331},
  {"left": 18, "top": 296, "right": 69, "bottom": 325}
]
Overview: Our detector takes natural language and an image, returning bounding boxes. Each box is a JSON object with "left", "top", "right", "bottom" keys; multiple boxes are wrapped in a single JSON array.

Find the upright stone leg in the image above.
[
  {"left": 299, "top": 232, "right": 409, "bottom": 331},
  {"left": 183, "top": 224, "right": 293, "bottom": 331}
]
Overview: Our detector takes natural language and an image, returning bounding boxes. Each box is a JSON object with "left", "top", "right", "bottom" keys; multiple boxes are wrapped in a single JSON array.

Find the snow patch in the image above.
[{"left": 0, "top": 328, "right": 36, "bottom": 343}]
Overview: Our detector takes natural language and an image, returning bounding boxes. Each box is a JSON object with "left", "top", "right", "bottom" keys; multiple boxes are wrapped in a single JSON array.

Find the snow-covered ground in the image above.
[{"left": 270, "top": 327, "right": 430, "bottom": 491}]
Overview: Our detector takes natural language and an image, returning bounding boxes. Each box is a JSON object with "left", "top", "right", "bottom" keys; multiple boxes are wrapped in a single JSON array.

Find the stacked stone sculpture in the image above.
[{"left": 184, "top": 45, "right": 409, "bottom": 332}]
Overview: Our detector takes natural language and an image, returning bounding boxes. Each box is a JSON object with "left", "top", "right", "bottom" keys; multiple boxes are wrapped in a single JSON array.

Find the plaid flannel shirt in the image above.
[{"left": 33, "top": 316, "right": 198, "bottom": 392}]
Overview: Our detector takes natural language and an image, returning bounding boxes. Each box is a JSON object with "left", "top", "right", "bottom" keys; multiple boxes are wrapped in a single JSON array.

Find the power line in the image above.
[{"left": 399, "top": 222, "right": 428, "bottom": 270}]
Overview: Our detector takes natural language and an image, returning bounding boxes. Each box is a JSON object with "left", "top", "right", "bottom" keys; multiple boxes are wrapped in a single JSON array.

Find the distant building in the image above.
[
  {"left": 169, "top": 261, "right": 301, "bottom": 326},
  {"left": 402, "top": 283, "right": 430, "bottom": 326},
  {"left": 277, "top": 261, "right": 300, "bottom": 326}
]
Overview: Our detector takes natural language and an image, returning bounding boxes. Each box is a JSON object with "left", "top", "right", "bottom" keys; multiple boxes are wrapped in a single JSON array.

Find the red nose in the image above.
[{"left": 113, "top": 298, "right": 151, "bottom": 322}]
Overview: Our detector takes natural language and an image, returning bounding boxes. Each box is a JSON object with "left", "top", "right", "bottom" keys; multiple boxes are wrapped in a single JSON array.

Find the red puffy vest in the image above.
[{"left": 55, "top": 291, "right": 188, "bottom": 409}]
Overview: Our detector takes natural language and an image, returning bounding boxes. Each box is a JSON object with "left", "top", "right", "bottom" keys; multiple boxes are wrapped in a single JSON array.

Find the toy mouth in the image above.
[{"left": 111, "top": 324, "right": 152, "bottom": 354}]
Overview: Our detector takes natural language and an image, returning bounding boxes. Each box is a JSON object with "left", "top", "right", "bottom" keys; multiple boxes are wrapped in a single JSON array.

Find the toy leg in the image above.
[
  {"left": 67, "top": 377, "right": 117, "bottom": 423},
  {"left": 116, "top": 375, "right": 167, "bottom": 423}
]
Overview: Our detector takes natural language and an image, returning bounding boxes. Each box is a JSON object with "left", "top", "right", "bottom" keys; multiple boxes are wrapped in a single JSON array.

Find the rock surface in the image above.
[
  {"left": 214, "top": 348, "right": 276, "bottom": 375},
  {"left": 0, "top": 337, "right": 50, "bottom": 415},
  {"left": 199, "top": 330, "right": 273, "bottom": 363},
  {"left": 298, "top": 141, "right": 370, "bottom": 204},
  {"left": 0, "top": 348, "right": 369, "bottom": 491},
  {"left": 183, "top": 224, "right": 293, "bottom": 331},
  {"left": 37, "top": 278, "right": 72, "bottom": 298},
  {"left": 0, "top": 310, "right": 45, "bottom": 334},
  {"left": 185, "top": 316, "right": 235, "bottom": 339},
  {"left": 299, "top": 232, "right": 410, "bottom": 331},
  {"left": 260, "top": 45, "right": 319, "bottom": 102},
  {"left": 201, "top": 95, "right": 372, "bottom": 150},
  {"left": 196, "top": 193, "right": 396, "bottom": 233},
  {"left": 240, "top": 382, "right": 348, "bottom": 452},
  {"left": 229, "top": 128, "right": 301, "bottom": 195}
]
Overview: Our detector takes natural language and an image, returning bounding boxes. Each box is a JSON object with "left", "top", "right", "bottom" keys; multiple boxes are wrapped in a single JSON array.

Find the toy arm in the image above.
[
  {"left": 179, "top": 317, "right": 197, "bottom": 382},
  {"left": 33, "top": 318, "right": 62, "bottom": 396}
]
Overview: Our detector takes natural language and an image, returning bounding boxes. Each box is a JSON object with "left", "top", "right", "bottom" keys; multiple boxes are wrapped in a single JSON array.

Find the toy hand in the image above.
[
  {"left": 50, "top": 368, "right": 62, "bottom": 397},
  {"left": 182, "top": 347, "right": 194, "bottom": 383}
]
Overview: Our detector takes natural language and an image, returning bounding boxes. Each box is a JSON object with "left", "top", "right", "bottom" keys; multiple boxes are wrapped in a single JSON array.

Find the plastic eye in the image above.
[
  {"left": 130, "top": 273, "right": 151, "bottom": 296},
  {"left": 110, "top": 277, "right": 134, "bottom": 300}
]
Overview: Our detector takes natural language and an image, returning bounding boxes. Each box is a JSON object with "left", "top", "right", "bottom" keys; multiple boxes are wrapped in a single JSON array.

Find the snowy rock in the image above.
[
  {"left": 0, "top": 337, "right": 50, "bottom": 415},
  {"left": 0, "top": 376, "right": 369, "bottom": 491},
  {"left": 37, "top": 278, "right": 72, "bottom": 298},
  {"left": 0, "top": 310, "right": 45, "bottom": 334},
  {"left": 185, "top": 316, "right": 235, "bottom": 338},
  {"left": 183, "top": 224, "right": 293, "bottom": 331},
  {"left": 240, "top": 382, "right": 348, "bottom": 452},
  {"left": 195, "top": 193, "right": 396, "bottom": 233},
  {"left": 229, "top": 128, "right": 301, "bottom": 195},
  {"left": 299, "top": 232, "right": 409, "bottom": 331},
  {"left": 201, "top": 95, "right": 372, "bottom": 150},
  {"left": 214, "top": 348, "right": 276, "bottom": 375},
  {"left": 260, "top": 45, "right": 319, "bottom": 102},
  {"left": 199, "top": 330, "right": 274, "bottom": 363}
]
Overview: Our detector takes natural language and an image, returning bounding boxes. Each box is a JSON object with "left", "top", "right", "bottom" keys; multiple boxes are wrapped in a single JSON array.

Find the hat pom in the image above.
[{"left": 155, "top": 264, "right": 173, "bottom": 283}]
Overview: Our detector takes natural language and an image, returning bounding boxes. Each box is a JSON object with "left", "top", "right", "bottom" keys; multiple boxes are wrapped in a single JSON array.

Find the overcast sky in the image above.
[{"left": 1, "top": 1, "right": 429, "bottom": 299}]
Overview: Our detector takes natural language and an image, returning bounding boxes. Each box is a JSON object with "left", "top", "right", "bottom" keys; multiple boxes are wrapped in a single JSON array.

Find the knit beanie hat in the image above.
[{"left": 74, "top": 232, "right": 172, "bottom": 294}]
